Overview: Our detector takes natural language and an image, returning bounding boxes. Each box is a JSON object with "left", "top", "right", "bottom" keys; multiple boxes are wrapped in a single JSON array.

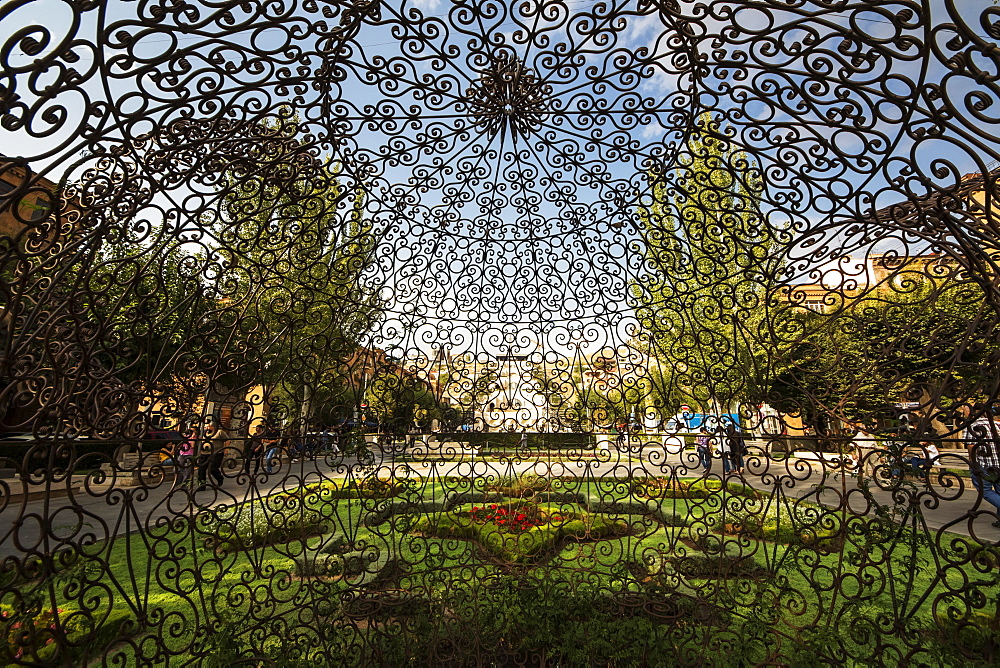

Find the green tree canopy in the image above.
[
  {"left": 207, "top": 115, "right": 380, "bottom": 429},
  {"left": 632, "top": 113, "right": 787, "bottom": 415},
  {"left": 366, "top": 368, "right": 439, "bottom": 433},
  {"left": 769, "top": 271, "right": 1000, "bottom": 435}
]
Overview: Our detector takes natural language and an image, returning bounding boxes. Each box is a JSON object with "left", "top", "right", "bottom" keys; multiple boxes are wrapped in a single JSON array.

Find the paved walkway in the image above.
[{"left": 1, "top": 447, "right": 995, "bottom": 557}]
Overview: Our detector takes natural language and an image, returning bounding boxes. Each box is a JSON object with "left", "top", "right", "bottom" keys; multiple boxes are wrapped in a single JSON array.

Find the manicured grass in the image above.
[{"left": 5, "top": 474, "right": 999, "bottom": 666}]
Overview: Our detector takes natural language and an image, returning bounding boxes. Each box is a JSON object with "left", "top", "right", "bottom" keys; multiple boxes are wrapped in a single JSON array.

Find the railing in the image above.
[
  {"left": 1, "top": 437, "right": 998, "bottom": 664},
  {"left": 1, "top": 0, "right": 999, "bottom": 664}
]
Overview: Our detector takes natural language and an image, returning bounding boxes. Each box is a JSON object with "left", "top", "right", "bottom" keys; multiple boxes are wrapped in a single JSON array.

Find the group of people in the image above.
[
  {"left": 843, "top": 423, "right": 938, "bottom": 479},
  {"left": 165, "top": 423, "right": 344, "bottom": 489},
  {"left": 165, "top": 424, "right": 229, "bottom": 489},
  {"left": 693, "top": 424, "right": 747, "bottom": 475},
  {"left": 812, "top": 410, "right": 1000, "bottom": 528},
  {"left": 156, "top": 411, "right": 1000, "bottom": 532}
]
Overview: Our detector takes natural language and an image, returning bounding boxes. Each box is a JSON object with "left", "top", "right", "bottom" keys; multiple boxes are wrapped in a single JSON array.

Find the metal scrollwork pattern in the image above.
[{"left": 1, "top": 0, "right": 999, "bottom": 665}]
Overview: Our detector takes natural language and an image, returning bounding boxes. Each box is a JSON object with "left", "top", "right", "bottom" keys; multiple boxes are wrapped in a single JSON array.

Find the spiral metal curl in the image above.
[{"left": 0, "top": 0, "right": 999, "bottom": 664}]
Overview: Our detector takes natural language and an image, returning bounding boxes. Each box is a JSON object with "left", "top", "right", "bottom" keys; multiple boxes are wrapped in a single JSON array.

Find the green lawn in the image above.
[{"left": 4, "top": 475, "right": 998, "bottom": 666}]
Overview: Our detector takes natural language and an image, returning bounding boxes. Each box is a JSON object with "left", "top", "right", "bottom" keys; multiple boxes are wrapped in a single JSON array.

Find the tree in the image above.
[
  {"left": 444, "top": 365, "right": 500, "bottom": 411},
  {"left": 525, "top": 357, "right": 572, "bottom": 428},
  {"left": 1, "top": 216, "right": 215, "bottom": 435},
  {"left": 632, "top": 113, "right": 786, "bottom": 415},
  {"left": 546, "top": 348, "right": 666, "bottom": 431},
  {"left": 366, "top": 369, "right": 439, "bottom": 433},
  {"left": 207, "top": 114, "right": 380, "bottom": 429},
  {"left": 85, "top": 225, "right": 215, "bottom": 427},
  {"left": 769, "top": 274, "right": 1000, "bottom": 435}
]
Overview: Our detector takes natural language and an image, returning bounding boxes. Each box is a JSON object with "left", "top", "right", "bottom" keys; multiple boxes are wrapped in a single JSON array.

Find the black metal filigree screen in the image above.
[{"left": 1, "top": 0, "right": 1000, "bottom": 665}]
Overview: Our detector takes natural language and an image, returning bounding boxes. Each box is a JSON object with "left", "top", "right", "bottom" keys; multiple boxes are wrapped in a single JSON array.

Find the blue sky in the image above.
[{"left": 2, "top": 0, "right": 998, "bottom": 360}]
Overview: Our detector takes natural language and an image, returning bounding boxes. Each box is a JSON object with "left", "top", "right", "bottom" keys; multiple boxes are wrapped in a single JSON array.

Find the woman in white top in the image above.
[
  {"left": 908, "top": 441, "right": 940, "bottom": 480},
  {"left": 848, "top": 423, "right": 875, "bottom": 474}
]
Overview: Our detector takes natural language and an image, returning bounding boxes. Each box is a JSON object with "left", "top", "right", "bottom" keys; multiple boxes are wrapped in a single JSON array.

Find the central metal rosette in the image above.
[{"left": 466, "top": 53, "right": 552, "bottom": 139}]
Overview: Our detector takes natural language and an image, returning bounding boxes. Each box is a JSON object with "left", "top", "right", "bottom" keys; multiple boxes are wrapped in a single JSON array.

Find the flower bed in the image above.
[
  {"left": 469, "top": 503, "right": 556, "bottom": 532},
  {"left": 209, "top": 509, "right": 332, "bottom": 553},
  {"left": 720, "top": 519, "right": 845, "bottom": 552},
  {"left": 488, "top": 476, "right": 551, "bottom": 497},
  {"left": 478, "top": 450, "right": 607, "bottom": 459},
  {"left": 272, "top": 478, "right": 409, "bottom": 502},
  {"left": 0, "top": 605, "right": 101, "bottom": 663},
  {"left": 411, "top": 501, "right": 628, "bottom": 563}
]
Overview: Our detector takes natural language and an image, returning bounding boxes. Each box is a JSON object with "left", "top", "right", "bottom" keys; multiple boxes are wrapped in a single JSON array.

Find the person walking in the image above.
[
  {"left": 695, "top": 427, "right": 712, "bottom": 472},
  {"left": 715, "top": 427, "right": 732, "bottom": 475},
  {"left": 726, "top": 424, "right": 746, "bottom": 474},
  {"left": 174, "top": 427, "right": 197, "bottom": 488},
  {"left": 908, "top": 441, "right": 940, "bottom": 481},
  {"left": 197, "top": 423, "right": 227, "bottom": 488},
  {"left": 966, "top": 409, "right": 1000, "bottom": 527},
  {"left": 244, "top": 425, "right": 267, "bottom": 477},
  {"left": 263, "top": 425, "right": 282, "bottom": 474},
  {"left": 848, "top": 422, "right": 875, "bottom": 475}
]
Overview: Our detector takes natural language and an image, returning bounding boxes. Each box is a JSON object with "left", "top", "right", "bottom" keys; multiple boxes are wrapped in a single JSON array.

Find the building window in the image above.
[{"left": 29, "top": 197, "right": 51, "bottom": 221}]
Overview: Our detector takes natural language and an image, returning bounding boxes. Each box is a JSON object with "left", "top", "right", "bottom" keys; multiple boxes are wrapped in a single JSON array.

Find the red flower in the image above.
[
  {"left": 497, "top": 519, "right": 506, "bottom": 524},
  {"left": 516, "top": 514, "right": 526, "bottom": 521}
]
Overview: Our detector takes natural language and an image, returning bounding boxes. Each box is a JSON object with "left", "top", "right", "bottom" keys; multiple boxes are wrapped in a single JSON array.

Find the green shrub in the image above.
[
  {"left": 688, "top": 478, "right": 761, "bottom": 498},
  {"left": 634, "top": 477, "right": 760, "bottom": 500},
  {"left": 295, "top": 548, "right": 379, "bottom": 577},
  {"left": 410, "top": 512, "right": 478, "bottom": 540},
  {"left": 433, "top": 433, "right": 595, "bottom": 451},
  {"left": 209, "top": 505, "right": 332, "bottom": 552},
  {"left": 633, "top": 477, "right": 730, "bottom": 499},
  {"left": 444, "top": 491, "right": 505, "bottom": 509},
  {"left": 665, "top": 554, "right": 773, "bottom": 579},
  {"left": 318, "top": 534, "right": 352, "bottom": 555},
  {"left": 721, "top": 509, "right": 844, "bottom": 551},
  {"left": 633, "top": 477, "right": 688, "bottom": 498},
  {"left": 591, "top": 500, "right": 656, "bottom": 516},
  {"left": 363, "top": 500, "right": 449, "bottom": 527},
  {"left": 930, "top": 609, "right": 1000, "bottom": 659},
  {"left": 490, "top": 475, "right": 550, "bottom": 496},
  {"left": 340, "top": 590, "right": 435, "bottom": 620},
  {"left": 651, "top": 508, "right": 688, "bottom": 527},
  {"left": 481, "top": 524, "right": 561, "bottom": 562}
]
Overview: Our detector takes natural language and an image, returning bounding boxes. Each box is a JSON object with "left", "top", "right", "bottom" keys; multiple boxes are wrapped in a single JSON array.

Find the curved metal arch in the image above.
[{"left": 1, "top": 1, "right": 1000, "bottom": 665}]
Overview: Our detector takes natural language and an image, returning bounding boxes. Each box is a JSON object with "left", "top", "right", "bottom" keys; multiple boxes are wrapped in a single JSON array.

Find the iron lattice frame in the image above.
[{"left": 0, "top": 0, "right": 999, "bottom": 665}]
